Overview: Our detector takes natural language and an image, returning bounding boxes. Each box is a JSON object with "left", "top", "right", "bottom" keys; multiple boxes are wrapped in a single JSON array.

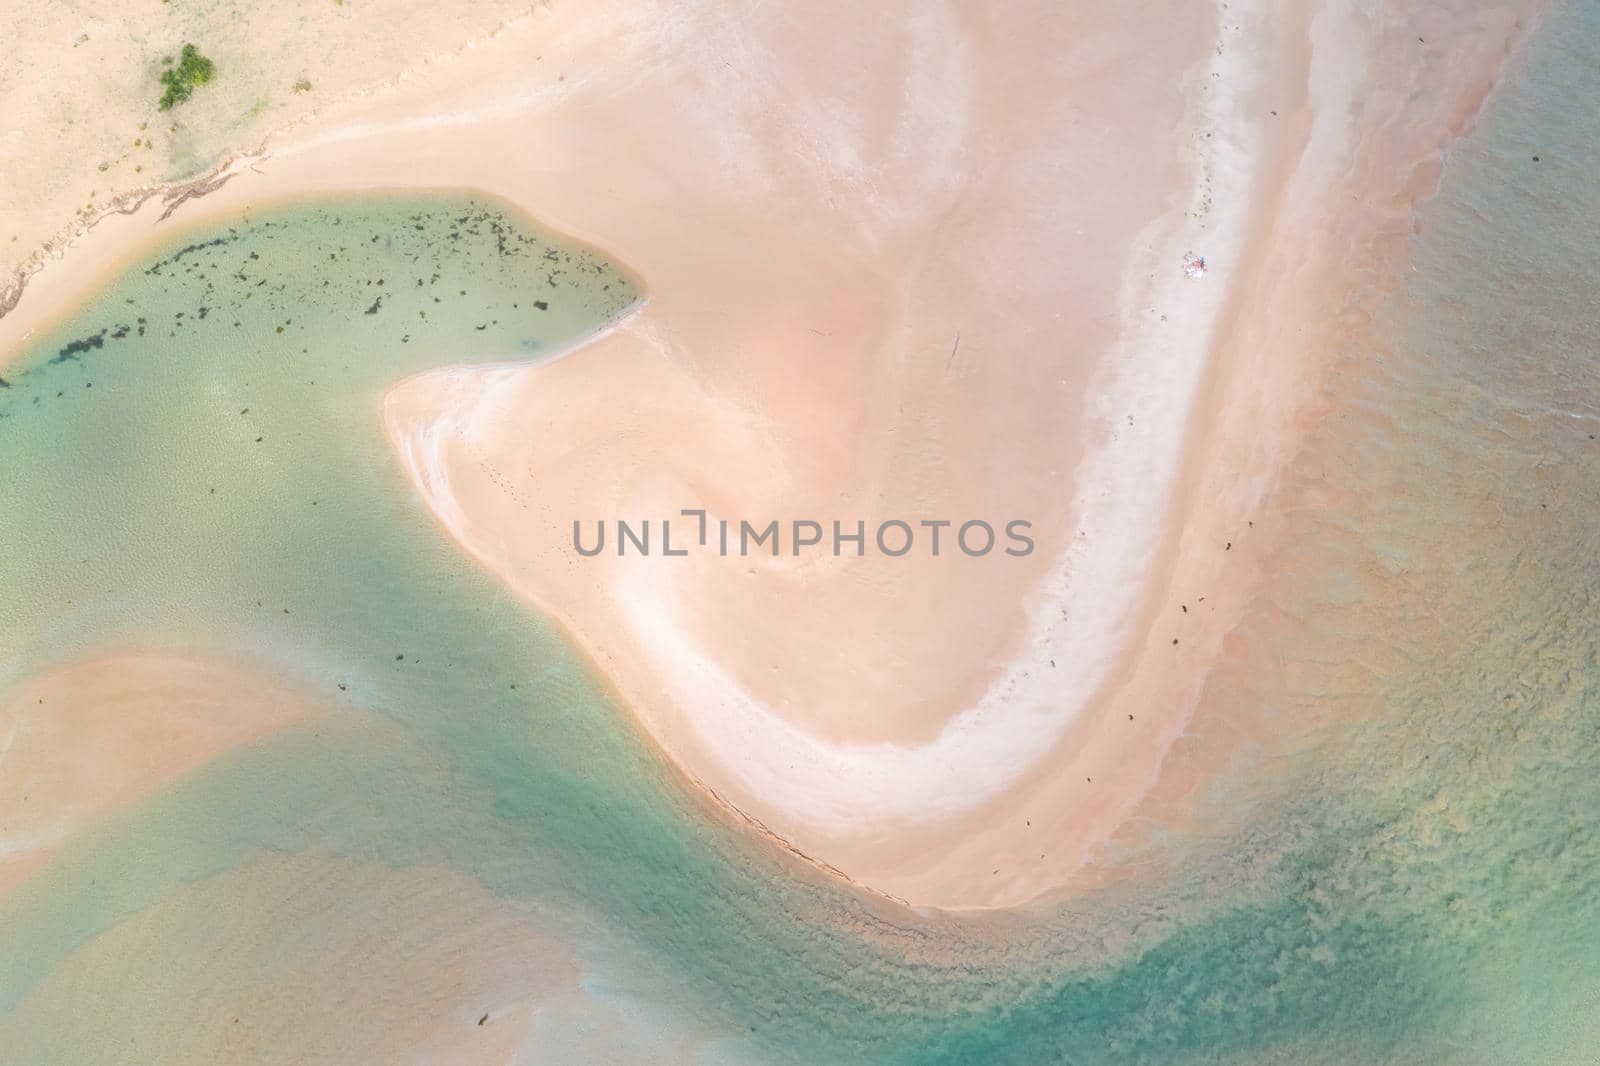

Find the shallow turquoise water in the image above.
[{"left": 3, "top": 3, "right": 1600, "bottom": 1061}]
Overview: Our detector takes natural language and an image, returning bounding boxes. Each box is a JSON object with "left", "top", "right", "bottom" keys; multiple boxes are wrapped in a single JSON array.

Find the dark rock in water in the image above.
[
  {"left": 0, "top": 376, "right": 9, "bottom": 388},
  {"left": 365, "top": 297, "right": 383, "bottom": 315},
  {"left": 534, "top": 300, "right": 549, "bottom": 311}
]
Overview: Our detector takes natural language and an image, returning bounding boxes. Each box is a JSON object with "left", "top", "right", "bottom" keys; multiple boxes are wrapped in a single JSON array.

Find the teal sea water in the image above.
[{"left": 3, "top": 3, "right": 1599, "bottom": 1062}]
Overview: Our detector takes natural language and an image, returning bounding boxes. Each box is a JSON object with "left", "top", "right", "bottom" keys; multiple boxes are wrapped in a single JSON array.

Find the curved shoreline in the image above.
[{"left": 0, "top": 0, "right": 1545, "bottom": 910}]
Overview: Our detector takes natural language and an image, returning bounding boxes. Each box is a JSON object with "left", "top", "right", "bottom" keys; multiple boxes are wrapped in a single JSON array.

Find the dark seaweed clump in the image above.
[{"left": 52, "top": 331, "right": 106, "bottom": 364}]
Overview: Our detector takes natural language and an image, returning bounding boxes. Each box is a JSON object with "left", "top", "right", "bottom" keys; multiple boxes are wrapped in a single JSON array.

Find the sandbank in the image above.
[{"left": 0, "top": 0, "right": 1543, "bottom": 908}]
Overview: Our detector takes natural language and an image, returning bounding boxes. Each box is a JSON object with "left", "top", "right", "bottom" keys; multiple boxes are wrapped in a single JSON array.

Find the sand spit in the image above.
[{"left": 0, "top": 0, "right": 1543, "bottom": 908}]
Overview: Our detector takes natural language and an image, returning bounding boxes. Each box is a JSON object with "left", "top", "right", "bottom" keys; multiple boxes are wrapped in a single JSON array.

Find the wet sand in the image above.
[
  {"left": 0, "top": 650, "right": 319, "bottom": 900},
  {"left": 0, "top": 852, "right": 579, "bottom": 1063}
]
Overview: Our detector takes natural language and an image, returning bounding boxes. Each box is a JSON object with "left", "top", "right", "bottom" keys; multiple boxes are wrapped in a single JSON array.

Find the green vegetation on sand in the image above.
[{"left": 158, "top": 44, "right": 216, "bottom": 110}]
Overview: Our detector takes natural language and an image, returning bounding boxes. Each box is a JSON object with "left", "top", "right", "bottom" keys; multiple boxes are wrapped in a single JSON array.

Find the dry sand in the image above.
[
  {"left": 0, "top": 0, "right": 1542, "bottom": 909},
  {"left": 1, "top": 0, "right": 545, "bottom": 315}
]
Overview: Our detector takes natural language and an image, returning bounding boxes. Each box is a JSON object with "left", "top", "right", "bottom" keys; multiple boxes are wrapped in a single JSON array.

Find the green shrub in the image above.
[{"left": 158, "top": 44, "right": 216, "bottom": 110}]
